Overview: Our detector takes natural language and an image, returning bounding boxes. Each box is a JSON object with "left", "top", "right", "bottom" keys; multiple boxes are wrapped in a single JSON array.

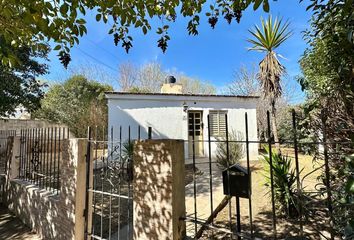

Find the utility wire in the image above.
[
  {"left": 85, "top": 38, "right": 119, "bottom": 60},
  {"left": 74, "top": 46, "right": 118, "bottom": 73}
]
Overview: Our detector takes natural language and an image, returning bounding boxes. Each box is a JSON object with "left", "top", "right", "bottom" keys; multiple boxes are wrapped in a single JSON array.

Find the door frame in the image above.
[{"left": 187, "top": 110, "right": 204, "bottom": 157}]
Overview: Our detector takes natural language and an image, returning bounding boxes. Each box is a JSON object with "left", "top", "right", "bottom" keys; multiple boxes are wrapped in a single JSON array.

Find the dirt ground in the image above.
[{"left": 195, "top": 148, "right": 332, "bottom": 239}]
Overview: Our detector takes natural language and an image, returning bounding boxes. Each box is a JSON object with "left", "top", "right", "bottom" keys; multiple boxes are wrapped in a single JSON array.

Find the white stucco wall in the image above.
[{"left": 106, "top": 93, "right": 259, "bottom": 159}]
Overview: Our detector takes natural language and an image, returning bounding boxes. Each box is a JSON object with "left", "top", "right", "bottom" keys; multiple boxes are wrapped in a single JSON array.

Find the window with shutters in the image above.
[{"left": 209, "top": 110, "right": 227, "bottom": 137}]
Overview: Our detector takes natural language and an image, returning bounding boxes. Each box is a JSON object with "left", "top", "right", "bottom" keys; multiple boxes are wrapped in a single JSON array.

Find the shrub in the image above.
[
  {"left": 122, "top": 140, "right": 134, "bottom": 161},
  {"left": 262, "top": 147, "right": 300, "bottom": 218},
  {"left": 334, "top": 154, "right": 354, "bottom": 238},
  {"left": 121, "top": 140, "right": 134, "bottom": 180},
  {"left": 215, "top": 130, "right": 244, "bottom": 170}
]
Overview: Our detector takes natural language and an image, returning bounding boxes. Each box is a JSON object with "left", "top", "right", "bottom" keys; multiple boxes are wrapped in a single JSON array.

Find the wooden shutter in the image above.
[{"left": 209, "top": 111, "right": 227, "bottom": 137}]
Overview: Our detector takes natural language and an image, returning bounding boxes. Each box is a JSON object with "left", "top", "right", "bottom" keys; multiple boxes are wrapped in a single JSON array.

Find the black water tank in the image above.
[{"left": 165, "top": 75, "right": 176, "bottom": 84}]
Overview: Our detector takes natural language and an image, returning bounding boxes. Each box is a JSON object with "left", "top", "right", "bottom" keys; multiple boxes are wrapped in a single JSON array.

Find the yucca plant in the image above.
[
  {"left": 248, "top": 16, "right": 292, "bottom": 152},
  {"left": 262, "top": 147, "right": 300, "bottom": 218},
  {"left": 122, "top": 140, "right": 134, "bottom": 181},
  {"left": 215, "top": 130, "right": 244, "bottom": 170}
]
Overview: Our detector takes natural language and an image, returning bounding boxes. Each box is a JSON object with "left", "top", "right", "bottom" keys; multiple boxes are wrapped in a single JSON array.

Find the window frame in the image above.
[{"left": 209, "top": 110, "right": 227, "bottom": 137}]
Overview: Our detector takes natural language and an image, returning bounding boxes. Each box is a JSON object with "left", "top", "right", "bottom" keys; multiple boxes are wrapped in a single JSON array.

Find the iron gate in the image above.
[{"left": 85, "top": 126, "right": 138, "bottom": 240}]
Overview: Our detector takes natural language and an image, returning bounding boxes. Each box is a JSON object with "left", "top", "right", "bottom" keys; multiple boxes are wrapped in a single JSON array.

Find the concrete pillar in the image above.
[
  {"left": 63, "top": 138, "right": 92, "bottom": 240},
  {"left": 7, "top": 136, "right": 20, "bottom": 179},
  {"left": 133, "top": 139, "right": 186, "bottom": 240}
]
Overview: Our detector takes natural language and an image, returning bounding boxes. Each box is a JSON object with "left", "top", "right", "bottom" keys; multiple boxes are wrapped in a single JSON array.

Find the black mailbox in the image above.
[{"left": 222, "top": 164, "right": 250, "bottom": 198}]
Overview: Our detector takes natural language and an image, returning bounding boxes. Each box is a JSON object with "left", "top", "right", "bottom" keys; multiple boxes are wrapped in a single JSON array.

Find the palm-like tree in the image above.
[{"left": 248, "top": 16, "right": 292, "bottom": 152}]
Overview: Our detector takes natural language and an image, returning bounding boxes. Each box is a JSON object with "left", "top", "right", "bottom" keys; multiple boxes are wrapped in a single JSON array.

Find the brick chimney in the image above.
[{"left": 161, "top": 76, "right": 183, "bottom": 94}]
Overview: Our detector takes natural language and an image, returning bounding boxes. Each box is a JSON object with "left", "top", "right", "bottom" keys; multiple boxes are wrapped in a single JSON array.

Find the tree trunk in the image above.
[{"left": 271, "top": 101, "right": 281, "bottom": 153}]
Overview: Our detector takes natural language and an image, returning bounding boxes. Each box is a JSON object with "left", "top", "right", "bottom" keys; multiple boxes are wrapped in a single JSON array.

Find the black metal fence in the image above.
[
  {"left": 0, "top": 130, "right": 17, "bottom": 173},
  {"left": 185, "top": 110, "right": 353, "bottom": 240},
  {"left": 18, "top": 128, "right": 70, "bottom": 194}
]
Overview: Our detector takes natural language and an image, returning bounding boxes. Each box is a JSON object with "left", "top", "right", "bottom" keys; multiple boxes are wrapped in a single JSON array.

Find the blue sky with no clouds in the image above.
[{"left": 43, "top": 0, "right": 312, "bottom": 103}]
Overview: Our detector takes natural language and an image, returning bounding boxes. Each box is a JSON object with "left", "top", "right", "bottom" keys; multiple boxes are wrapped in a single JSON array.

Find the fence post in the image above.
[
  {"left": 84, "top": 127, "right": 92, "bottom": 240},
  {"left": 133, "top": 139, "right": 186, "bottom": 240},
  {"left": 63, "top": 138, "right": 91, "bottom": 240}
]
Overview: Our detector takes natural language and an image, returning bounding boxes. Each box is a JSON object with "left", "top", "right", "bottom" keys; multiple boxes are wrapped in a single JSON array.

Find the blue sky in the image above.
[{"left": 44, "top": 0, "right": 312, "bottom": 103}]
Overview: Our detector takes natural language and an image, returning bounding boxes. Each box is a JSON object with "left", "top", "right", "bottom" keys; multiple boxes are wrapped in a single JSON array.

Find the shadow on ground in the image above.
[{"left": 0, "top": 204, "right": 40, "bottom": 240}]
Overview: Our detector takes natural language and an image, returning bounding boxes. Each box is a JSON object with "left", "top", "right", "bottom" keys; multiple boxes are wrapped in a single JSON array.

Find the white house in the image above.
[{"left": 106, "top": 77, "right": 259, "bottom": 159}]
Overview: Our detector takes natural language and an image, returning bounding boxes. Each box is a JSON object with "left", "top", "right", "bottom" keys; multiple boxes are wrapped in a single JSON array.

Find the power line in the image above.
[
  {"left": 74, "top": 46, "right": 118, "bottom": 73},
  {"left": 85, "top": 38, "right": 118, "bottom": 60}
]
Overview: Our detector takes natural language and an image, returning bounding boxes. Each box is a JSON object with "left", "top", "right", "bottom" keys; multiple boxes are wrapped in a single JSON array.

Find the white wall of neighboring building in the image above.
[{"left": 106, "top": 93, "right": 259, "bottom": 159}]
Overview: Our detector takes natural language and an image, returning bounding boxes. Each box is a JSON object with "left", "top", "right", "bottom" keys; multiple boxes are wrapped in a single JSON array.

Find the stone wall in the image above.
[{"left": 3, "top": 138, "right": 87, "bottom": 240}]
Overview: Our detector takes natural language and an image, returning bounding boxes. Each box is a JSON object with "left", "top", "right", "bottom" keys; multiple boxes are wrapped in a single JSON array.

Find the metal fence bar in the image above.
[
  {"left": 127, "top": 125, "right": 131, "bottom": 240},
  {"left": 33, "top": 129, "right": 37, "bottom": 185},
  {"left": 36, "top": 128, "right": 40, "bottom": 185},
  {"left": 18, "top": 129, "right": 23, "bottom": 177},
  {"left": 207, "top": 115, "right": 214, "bottom": 237},
  {"left": 33, "top": 129, "right": 37, "bottom": 183},
  {"left": 92, "top": 129, "right": 97, "bottom": 237},
  {"left": 39, "top": 128, "right": 43, "bottom": 188},
  {"left": 267, "top": 111, "right": 277, "bottom": 239},
  {"left": 244, "top": 112, "right": 253, "bottom": 237},
  {"left": 57, "top": 128, "right": 61, "bottom": 194},
  {"left": 117, "top": 125, "right": 122, "bottom": 240},
  {"left": 85, "top": 126, "right": 92, "bottom": 239},
  {"left": 45, "top": 128, "right": 49, "bottom": 190},
  {"left": 98, "top": 127, "right": 103, "bottom": 239},
  {"left": 225, "top": 114, "right": 233, "bottom": 235},
  {"left": 50, "top": 128, "right": 54, "bottom": 189},
  {"left": 108, "top": 126, "right": 112, "bottom": 240},
  {"left": 27, "top": 129, "right": 31, "bottom": 181},
  {"left": 53, "top": 128, "right": 57, "bottom": 190},
  {"left": 292, "top": 110, "right": 303, "bottom": 236},
  {"left": 27, "top": 129, "right": 32, "bottom": 182}
]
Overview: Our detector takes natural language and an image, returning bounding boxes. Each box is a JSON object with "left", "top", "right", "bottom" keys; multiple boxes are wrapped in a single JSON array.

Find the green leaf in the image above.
[
  {"left": 76, "top": 18, "right": 86, "bottom": 24},
  {"left": 253, "top": 0, "right": 262, "bottom": 10},
  {"left": 96, "top": 14, "right": 101, "bottom": 21},
  {"left": 79, "top": 5, "right": 86, "bottom": 15},
  {"left": 142, "top": 26, "right": 147, "bottom": 35},
  {"left": 53, "top": 45, "right": 61, "bottom": 50},
  {"left": 156, "top": 28, "right": 163, "bottom": 34},
  {"left": 263, "top": 0, "right": 269, "bottom": 12},
  {"left": 346, "top": 178, "right": 354, "bottom": 193}
]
